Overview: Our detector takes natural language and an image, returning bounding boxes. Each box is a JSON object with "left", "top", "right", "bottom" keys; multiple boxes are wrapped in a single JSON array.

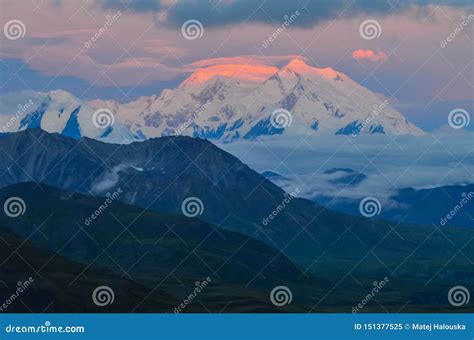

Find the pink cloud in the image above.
[
  {"left": 352, "top": 49, "right": 387, "bottom": 62},
  {"left": 1, "top": 0, "right": 471, "bottom": 102},
  {"left": 182, "top": 63, "right": 279, "bottom": 86},
  {"left": 188, "top": 55, "right": 306, "bottom": 69}
]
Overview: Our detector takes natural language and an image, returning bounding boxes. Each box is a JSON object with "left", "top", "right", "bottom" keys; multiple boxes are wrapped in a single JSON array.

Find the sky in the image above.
[{"left": 0, "top": 0, "right": 473, "bottom": 130}]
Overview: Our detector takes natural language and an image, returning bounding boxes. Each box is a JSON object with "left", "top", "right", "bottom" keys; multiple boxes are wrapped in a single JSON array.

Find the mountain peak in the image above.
[
  {"left": 179, "top": 58, "right": 345, "bottom": 88},
  {"left": 48, "top": 89, "right": 79, "bottom": 102},
  {"left": 280, "top": 58, "right": 343, "bottom": 80},
  {"left": 284, "top": 58, "right": 311, "bottom": 70},
  {"left": 181, "top": 63, "right": 278, "bottom": 87}
]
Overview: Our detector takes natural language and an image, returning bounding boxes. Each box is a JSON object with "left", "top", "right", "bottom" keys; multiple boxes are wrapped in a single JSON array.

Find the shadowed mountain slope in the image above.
[{"left": 0, "top": 130, "right": 473, "bottom": 312}]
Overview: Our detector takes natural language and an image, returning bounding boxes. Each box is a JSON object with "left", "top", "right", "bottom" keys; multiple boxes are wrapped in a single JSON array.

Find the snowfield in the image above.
[{"left": 1, "top": 59, "right": 424, "bottom": 143}]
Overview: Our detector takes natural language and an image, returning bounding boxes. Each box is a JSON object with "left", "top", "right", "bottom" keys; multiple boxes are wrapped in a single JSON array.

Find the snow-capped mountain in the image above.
[
  {"left": 0, "top": 90, "right": 139, "bottom": 143},
  {"left": 90, "top": 58, "right": 424, "bottom": 141},
  {"left": 0, "top": 59, "right": 424, "bottom": 143}
]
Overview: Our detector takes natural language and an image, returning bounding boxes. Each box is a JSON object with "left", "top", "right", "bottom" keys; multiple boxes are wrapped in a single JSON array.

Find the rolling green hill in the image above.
[
  {"left": 0, "top": 183, "right": 318, "bottom": 312},
  {"left": 0, "top": 130, "right": 473, "bottom": 312}
]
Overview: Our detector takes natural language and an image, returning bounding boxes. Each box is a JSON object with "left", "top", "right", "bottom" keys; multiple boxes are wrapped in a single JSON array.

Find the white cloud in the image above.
[{"left": 218, "top": 133, "right": 474, "bottom": 205}]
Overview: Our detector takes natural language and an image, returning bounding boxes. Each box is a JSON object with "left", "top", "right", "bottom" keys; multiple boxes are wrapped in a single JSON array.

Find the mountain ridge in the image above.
[
  {"left": 1, "top": 130, "right": 473, "bottom": 312},
  {"left": 0, "top": 182, "right": 315, "bottom": 312},
  {"left": 0, "top": 59, "right": 423, "bottom": 143}
]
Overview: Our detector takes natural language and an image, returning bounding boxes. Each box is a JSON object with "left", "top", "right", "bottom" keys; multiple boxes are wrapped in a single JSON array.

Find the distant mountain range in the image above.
[
  {"left": 0, "top": 129, "right": 472, "bottom": 312},
  {"left": 312, "top": 183, "right": 474, "bottom": 228},
  {"left": 0, "top": 59, "right": 423, "bottom": 143},
  {"left": 261, "top": 166, "right": 473, "bottom": 228}
]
